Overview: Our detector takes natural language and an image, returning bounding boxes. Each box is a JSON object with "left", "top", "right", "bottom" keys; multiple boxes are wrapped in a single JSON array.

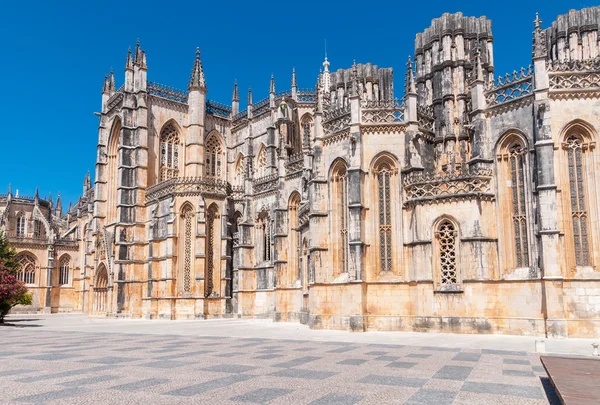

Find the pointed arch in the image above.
[
  {"left": 256, "top": 207, "right": 272, "bottom": 264},
  {"left": 329, "top": 158, "right": 349, "bottom": 275},
  {"left": 370, "top": 152, "right": 399, "bottom": 274},
  {"left": 15, "top": 211, "right": 26, "bottom": 237},
  {"left": 234, "top": 153, "right": 245, "bottom": 186},
  {"left": 288, "top": 192, "right": 302, "bottom": 284},
  {"left": 255, "top": 143, "right": 268, "bottom": 178},
  {"left": 179, "top": 202, "right": 195, "bottom": 294},
  {"left": 159, "top": 120, "right": 182, "bottom": 181},
  {"left": 205, "top": 203, "right": 220, "bottom": 297},
  {"left": 58, "top": 254, "right": 71, "bottom": 285},
  {"left": 205, "top": 131, "right": 225, "bottom": 179},
  {"left": 495, "top": 131, "right": 532, "bottom": 271},
  {"left": 559, "top": 120, "right": 598, "bottom": 269},
  {"left": 106, "top": 117, "right": 122, "bottom": 223},
  {"left": 16, "top": 253, "right": 36, "bottom": 285},
  {"left": 432, "top": 215, "right": 460, "bottom": 288},
  {"left": 94, "top": 263, "right": 108, "bottom": 313}
]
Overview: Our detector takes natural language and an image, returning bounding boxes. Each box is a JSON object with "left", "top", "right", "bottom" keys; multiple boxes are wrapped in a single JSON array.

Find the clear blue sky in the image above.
[{"left": 0, "top": 0, "right": 594, "bottom": 207}]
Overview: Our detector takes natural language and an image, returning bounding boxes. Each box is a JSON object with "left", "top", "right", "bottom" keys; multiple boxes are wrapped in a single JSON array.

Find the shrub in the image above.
[{"left": 0, "top": 263, "right": 32, "bottom": 323}]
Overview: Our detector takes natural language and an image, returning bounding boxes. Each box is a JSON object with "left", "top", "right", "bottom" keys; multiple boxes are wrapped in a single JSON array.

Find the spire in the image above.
[
  {"left": 232, "top": 80, "right": 239, "bottom": 102},
  {"left": 34, "top": 187, "right": 39, "bottom": 205},
  {"left": 270, "top": 74, "right": 275, "bottom": 94},
  {"left": 248, "top": 87, "right": 253, "bottom": 105},
  {"left": 405, "top": 56, "right": 416, "bottom": 95},
  {"left": 102, "top": 74, "right": 110, "bottom": 94},
  {"left": 351, "top": 60, "right": 358, "bottom": 96},
  {"left": 188, "top": 47, "right": 206, "bottom": 91},
  {"left": 125, "top": 47, "right": 133, "bottom": 70},
  {"left": 56, "top": 192, "right": 62, "bottom": 216},
  {"left": 109, "top": 68, "right": 115, "bottom": 92},
  {"left": 133, "top": 39, "right": 146, "bottom": 68},
  {"left": 291, "top": 68, "right": 297, "bottom": 88},
  {"left": 532, "top": 12, "right": 547, "bottom": 58}
]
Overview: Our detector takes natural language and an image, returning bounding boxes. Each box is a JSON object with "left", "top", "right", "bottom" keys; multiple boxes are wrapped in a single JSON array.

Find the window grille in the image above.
[
  {"left": 59, "top": 257, "right": 70, "bottom": 285},
  {"left": 437, "top": 221, "right": 458, "bottom": 284},
  {"left": 160, "top": 124, "right": 180, "bottom": 181},
  {"left": 182, "top": 206, "right": 194, "bottom": 293},
  {"left": 335, "top": 167, "right": 349, "bottom": 274},
  {"left": 377, "top": 165, "right": 392, "bottom": 272},
  {"left": 256, "top": 147, "right": 267, "bottom": 178},
  {"left": 16, "top": 215, "right": 26, "bottom": 237},
  {"left": 205, "top": 207, "right": 215, "bottom": 297},
  {"left": 508, "top": 144, "right": 529, "bottom": 267},
  {"left": 566, "top": 135, "right": 590, "bottom": 266},
  {"left": 17, "top": 254, "right": 36, "bottom": 284},
  {"left": 205, "top": 136, "right": 223, "bottom": 178}
]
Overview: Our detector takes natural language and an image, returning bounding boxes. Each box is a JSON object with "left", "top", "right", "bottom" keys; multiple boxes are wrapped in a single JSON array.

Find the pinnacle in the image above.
[
  {"left": 232, "top": 80, "right": 239, "bottom": 102},
  {"left": 188, "top": 47, "right": 206, "bottom": 91}
]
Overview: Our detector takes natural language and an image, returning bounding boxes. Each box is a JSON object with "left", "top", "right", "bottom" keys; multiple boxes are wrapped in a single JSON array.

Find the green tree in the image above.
[
  {"left": 0, "top": 230, "right": 18, "bottom": 273},
  {"left": 0, "top": 262, "right": 32, "bottom": 323}
]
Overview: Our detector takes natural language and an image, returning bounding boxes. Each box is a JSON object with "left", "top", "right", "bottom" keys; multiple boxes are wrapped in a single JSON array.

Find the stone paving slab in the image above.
[{"left": 0, "top": 316, "right": 571, "bottom": 404}]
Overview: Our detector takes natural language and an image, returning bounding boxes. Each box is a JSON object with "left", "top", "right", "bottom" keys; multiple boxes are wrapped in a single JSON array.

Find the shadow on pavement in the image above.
[{"left": 540, "top": 377, "right": 561, "bottom": 405}]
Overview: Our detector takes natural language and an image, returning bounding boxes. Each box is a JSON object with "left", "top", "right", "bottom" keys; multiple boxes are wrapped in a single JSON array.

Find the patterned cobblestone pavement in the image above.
[{"left": 1, "top": 321, "right": 561, "bottom": 404}]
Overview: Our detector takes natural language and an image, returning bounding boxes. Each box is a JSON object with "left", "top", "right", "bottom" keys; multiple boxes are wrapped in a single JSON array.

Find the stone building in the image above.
[{"left": 3, "top": 6, "right": 600, "bottom": 337}]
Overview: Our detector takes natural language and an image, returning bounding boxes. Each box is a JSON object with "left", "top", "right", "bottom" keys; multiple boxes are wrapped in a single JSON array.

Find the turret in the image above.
[
  {"left": 291, "top": 68, "right": 297, "bottom": 100},
  {"left": 187, "top": 47, "right": 207, "bottom": 177},
  {"left": 232, "top": 80, "right": 239, "bottom": 116}
]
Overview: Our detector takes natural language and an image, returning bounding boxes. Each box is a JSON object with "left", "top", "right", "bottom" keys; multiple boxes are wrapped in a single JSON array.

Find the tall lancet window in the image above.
[
  {"left": 508, "top": 143, "right": 529, "bottom": 267},
  {"left": 331, "top": 161, "right": 349, "bottom": 274},
  {"left": 16, "top": 214, "right": 26, "bottom": 237},
  {"left": 256, "top": 146, "right": 267, "bottom": 178},
  {"left": 181, "top": 205, "right": 194, "bottom": 293},
  {"left": 205, "top": 135, "right": 223, "bottom": 178},
  {"left": 235, "top": 155, "right": 245, "bottom": 187},
  {"left": 436, "top": 220, "right": 458, "bottom": 285},
  {"left": 59, "top": 256, "right": 70, "bottom": 285},
  {"left": 205, "top": 205, "right": 218, "bottom": 297},
  {"left": 377, "top": 163, "right": 393, "bottom": 272},
  {"left": 160, "top": 123, "right": 180, "bottom": 181},
  {"left": 566, "top": 135, "right": 590, "bottom": 266},
  {"left": 257, "top": 210, "right": 272, "bottom": 263}
]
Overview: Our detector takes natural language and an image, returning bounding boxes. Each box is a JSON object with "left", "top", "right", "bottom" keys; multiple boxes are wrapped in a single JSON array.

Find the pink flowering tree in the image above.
[{"left": 0, "top": 263, "right": 32, "bottom": 323}]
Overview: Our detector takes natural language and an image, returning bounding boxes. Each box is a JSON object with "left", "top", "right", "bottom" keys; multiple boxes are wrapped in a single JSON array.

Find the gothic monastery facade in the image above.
[{"left": 3, "top": 7, "right": 600, "bottom": 337}]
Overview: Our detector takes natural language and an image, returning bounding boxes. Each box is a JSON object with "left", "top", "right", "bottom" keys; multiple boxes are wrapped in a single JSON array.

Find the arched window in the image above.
[
  {"left": 205, "top": 204, "right": 219, "bottom": 297},
  {"left": 16, "top": 214, "right": 26, "bottom": 237},
  {"left": 256, "top": 145, "right": 267, "bottom": 178},
  {"left": 107, "top": 118, "right": 121, "bottom": 223},
  {"left": 205, "top": 134, "right": 224, "bottom": 178},
  {"left": 235, "top": 155, "right": 245, "bottom": 186},
  {"left": 331, "top": 161, "right": 349, "bottom": 274},
  {"left": 59, "top": 256, "right": 70, "bottom": 285},
  {"left": 496, "top": 136, "right": 531, "bottom": 270},
  {"left": 257, "top": 210, "right": 272, "bottom": 263},
  {"left": 94, "top": 264, "right": 108, "bottom": 313},
  {"left": 565, "top": 135, "right": 590, "bottom": 266},
  {"left": 289, "top": 193, "right": 301, "bottom": 283},
  {"left": 181, "top": 205, "right": 194, "bottom": 293},
  {"left": 376, "top": 163, "right": 393, "bottom": 272},
  {"left": 301, "top": 114, "right": 313, "bottom": 145},
  {"left": 16, "top": 254, "right": 36, "bottom": 284},
  {"left": 160, "top": 123, "right": 180, "bottom": 181},
  {"left": 435, "top": 220, "right": 458, "bottom": 285}
]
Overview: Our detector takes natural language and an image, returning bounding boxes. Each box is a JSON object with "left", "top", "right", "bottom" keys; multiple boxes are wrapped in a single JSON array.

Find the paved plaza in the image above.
[{"left": 2, "top": 315, "right": 594, "bottom": 404}]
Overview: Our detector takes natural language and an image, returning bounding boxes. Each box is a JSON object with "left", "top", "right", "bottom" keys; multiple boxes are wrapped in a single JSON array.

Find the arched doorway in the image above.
[{"left": 94, "top": 264, "right": 108, "bottom": 314}]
